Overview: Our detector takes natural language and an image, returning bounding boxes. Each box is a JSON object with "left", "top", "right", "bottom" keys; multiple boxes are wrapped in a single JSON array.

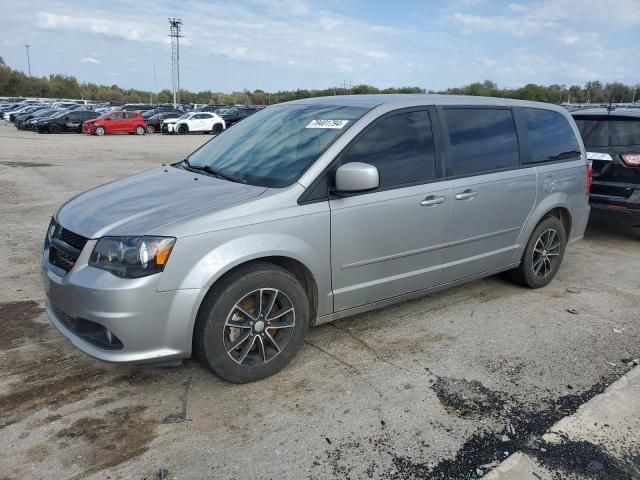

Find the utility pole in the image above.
[
  {"left": 25, "top": 44, "right": 31, "bottom": 76},
  {"left": 633, "top": 86, "right": 637, "bottom": 104},
  {"left": 153, "top": 62, "right": 158, "bottom": 104},
  {"left": 168, "top": 18, "right": 183, "bottom": 108}
]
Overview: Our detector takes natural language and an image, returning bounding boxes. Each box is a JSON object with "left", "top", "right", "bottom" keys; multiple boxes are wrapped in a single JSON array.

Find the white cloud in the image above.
[
  {"left": 80, "top": 57, "right": 100, "bottom": 64},
  {"left": 452, "top": 0, "right": 640, "bottom": 40}
]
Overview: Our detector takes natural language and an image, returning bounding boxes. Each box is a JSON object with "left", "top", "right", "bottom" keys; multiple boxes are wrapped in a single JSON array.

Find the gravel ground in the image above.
[{"left": 0, "top": 122, "right": 638, "bottom": 480}]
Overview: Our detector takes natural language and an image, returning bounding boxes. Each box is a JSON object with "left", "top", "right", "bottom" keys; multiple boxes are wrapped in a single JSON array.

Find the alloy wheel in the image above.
[
  {"left": 224, "top": 288, "right": 295, "bottom": 367},
  {"left": 532, "top": 228, "right": 560, "bottom": 277}
]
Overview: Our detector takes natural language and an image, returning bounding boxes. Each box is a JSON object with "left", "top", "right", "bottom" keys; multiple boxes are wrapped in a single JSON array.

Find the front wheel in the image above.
[
  {"left": 49, "top": 123, "right": 62, "bottom": 134},
  {"left": 177, "top": 124, "right": 189, "bottom": 135},
  {"left": 146, "top": 125, "right": 155, "bottom": 134},
  {"left": 135, "top": 125, "right": 145, "bottom": 135},
  {"left": 509, "top": 216, "right": 566, "bottom": 288},
  {"left": 194, "top": 262, "right": 310, "bottom": 383},
  {"left": 95, "top": 126, "right": 106, "bottom": 136}
]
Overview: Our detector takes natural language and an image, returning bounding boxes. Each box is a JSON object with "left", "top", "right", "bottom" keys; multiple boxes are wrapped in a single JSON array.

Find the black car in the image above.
[
  {"left": 16, "top": 108, "right": 59, "bottom": 129},
  {"left": 193, "top": 104, "right": 227, "bottom": 113},
  {"left": 572, "top": 107, "right": 640, "bottom": 223},
  {"left": 143, "top": 107, "right": 183, "bottom": 120},
  {"left": 145, "top": 111, "right": 182, "bottom": 133},
  {"left": 36, "top": 110, "right": 99, "bottom": 133},
  {"left": 218, "top": 106, "right": 259, "bottom": 127}
]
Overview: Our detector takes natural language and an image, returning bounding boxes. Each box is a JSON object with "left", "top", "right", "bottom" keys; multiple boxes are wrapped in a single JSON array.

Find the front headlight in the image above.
[{"left": 89, "top": 236, "right": 175, "bottom": 278}]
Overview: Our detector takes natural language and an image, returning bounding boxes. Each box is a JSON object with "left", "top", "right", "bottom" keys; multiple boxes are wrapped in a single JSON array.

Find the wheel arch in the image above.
[
  {"left": 514, "top": 194, "right": 573, "bottom": 262},
  {"left": 189, "top": 255, "right": 319, "bottom": 357}
]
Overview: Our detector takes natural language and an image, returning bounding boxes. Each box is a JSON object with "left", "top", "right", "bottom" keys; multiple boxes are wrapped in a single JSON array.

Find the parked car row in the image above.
[{"left": 1, "top": 99, "right": 262, "bottom": 136}]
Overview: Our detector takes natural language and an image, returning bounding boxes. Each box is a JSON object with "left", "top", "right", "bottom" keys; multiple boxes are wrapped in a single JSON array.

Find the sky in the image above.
[{"left": 1, "top": 0, "right": 639, "bottom": 93}]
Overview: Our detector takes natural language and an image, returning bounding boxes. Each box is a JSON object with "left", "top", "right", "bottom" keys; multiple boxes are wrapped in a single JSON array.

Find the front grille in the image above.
[
  {"left": 59, "top": 228, "right": 87, "bottom": 251},
  {"left": 48, "top": 223, "right": 88, "bottom": 274}
]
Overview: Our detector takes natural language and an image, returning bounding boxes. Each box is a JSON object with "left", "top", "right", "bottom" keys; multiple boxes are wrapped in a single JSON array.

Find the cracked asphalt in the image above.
[{"left": 0, "top": 123, "right": 638, "bottom": 479}]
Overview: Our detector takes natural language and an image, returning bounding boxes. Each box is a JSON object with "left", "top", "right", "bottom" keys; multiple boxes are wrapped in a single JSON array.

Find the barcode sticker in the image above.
[{"left": 305, "top": 119, "right": 349, "bottom": 129}]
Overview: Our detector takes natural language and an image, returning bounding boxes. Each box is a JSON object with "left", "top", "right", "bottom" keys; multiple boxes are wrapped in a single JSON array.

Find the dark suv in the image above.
[
  {"left": 37, "top": 110, "right": 99, "bottom": 134},
  {"left": 571, "top": 107, "right": 640, "bottom": 223},
  {"left": 218, "top": 106, "right": 259, "bottom": 127}
]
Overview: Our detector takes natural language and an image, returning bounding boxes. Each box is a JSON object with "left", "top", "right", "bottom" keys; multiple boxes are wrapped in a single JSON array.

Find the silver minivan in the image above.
[{"left": 42, "top": 95, "right": 590, "bottom": 383}]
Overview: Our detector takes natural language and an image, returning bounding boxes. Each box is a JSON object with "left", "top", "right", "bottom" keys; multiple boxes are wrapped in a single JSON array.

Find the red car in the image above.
[{"left": 83, "top": 111, "right": 147, "bottom": 136}]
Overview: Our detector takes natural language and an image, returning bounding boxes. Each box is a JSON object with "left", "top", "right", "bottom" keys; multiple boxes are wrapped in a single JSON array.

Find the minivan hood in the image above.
[{"left": 56, "top": 166, "right": 267, "bottom": 238}]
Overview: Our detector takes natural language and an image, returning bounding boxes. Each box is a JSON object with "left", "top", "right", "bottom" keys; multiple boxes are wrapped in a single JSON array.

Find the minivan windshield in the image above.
[
  {"left": 574, "top": 117, "right": 640, "bottom": 147},
  {"left": 185, "top": 104, "right": 368, "bottom": 187}
]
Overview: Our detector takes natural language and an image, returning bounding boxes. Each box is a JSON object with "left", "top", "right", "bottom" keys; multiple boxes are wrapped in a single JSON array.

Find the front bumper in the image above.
[
  {"left": 162, "top": 123, "right": 177, "bottom": 133},
  {"left": 41, "top": 241, "right": 201, "bottom": 364}
]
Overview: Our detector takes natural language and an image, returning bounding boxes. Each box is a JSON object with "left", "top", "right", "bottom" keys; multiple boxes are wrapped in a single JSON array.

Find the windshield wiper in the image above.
[
  {"left": 201, "top": 165, "right": 246, "bottom": 183},
  {"left": 180, "top": 159, "right": 245, "bottom": 183}
]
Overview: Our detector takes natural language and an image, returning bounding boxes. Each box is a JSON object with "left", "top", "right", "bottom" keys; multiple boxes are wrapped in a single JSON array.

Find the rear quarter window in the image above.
[
  {"left": 444, "top": 108, "right": 520, "bottom": 176},
  {"left": 522, "top": 108, "right": 581, "bottom": 163}
]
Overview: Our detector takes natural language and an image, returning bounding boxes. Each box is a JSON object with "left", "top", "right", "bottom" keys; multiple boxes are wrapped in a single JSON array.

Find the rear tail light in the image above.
[
  {"left": 621, "top": 154, "right": 640, "bottom": 167},
  {"left": 586, "top": 161, "right": 593, "bottom": 194}
]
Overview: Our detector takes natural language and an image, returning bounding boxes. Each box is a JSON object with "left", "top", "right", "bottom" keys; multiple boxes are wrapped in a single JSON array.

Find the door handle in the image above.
[
  {"left": 420, "top": 195, "right": 446, "bottom": 207},
  {"left": 455, "top": 189, "right": 477, "bottom": 201}
]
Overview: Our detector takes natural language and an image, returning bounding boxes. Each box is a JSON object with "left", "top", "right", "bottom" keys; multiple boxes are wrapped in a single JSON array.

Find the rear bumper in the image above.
[{"left": 590, "top": 188, "right": 640, "bottom": 222}]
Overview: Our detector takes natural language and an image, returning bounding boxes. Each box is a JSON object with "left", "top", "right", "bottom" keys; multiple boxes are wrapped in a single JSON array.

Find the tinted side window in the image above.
[
  {"left": 523, "top": 108, "right": 580, "bottom": 163},
  {"left": 110, "top": 113, "right": 124, "bottom": 120},
  {"left": 340, "top": 110, "right": 437, "bottom": 189},
  {"left": 125, "top": 112, "right": 137, "bottom": 119},
  {"left": 444, "top": 108, "right": 519, "bottom": 176}
]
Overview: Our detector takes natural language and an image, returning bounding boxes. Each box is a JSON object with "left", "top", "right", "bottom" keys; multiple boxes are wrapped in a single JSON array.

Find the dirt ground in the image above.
[{"left": 0, "top": 122, "right": 638, "bottom": 480}]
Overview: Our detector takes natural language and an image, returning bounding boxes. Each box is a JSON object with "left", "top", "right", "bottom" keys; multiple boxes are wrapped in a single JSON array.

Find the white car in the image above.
[{"left": 162, "top": 112, "right": 225, "bottom": 134}]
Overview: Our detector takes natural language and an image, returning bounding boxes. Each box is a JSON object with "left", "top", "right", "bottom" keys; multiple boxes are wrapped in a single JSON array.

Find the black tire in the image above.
[
  {"left": 95, "top": 126, "right": 106, "bottom": 136},
  {"left": 146, "top": 125, "right": 155, "bottom": 134},
  {"left": 177, "top": 124, "right": 189, "bottom": 135},
  {"left": 212, "top": 124, "right": 224, "bottom": 135},
  {"left": 509, "top": 216, "right": 566, "bottom": 288},
  {"left": 135, "top": 125, "right": 145, "bottom": 135},
  {"left": 194, "top": 262, "right": 310, "bottom": 383},
  {"left": 49, "top": 123, "right": 62, "bottom": 134}
]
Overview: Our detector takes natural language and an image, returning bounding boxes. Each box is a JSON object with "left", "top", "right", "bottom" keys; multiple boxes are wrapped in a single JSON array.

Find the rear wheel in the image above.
[
  {"left": 146, "top": 125, "right": 155, "bottom": 134},
  {"left": 509, "top": 216, "right": 566, "bottom": 288},
  {"left": 49, "top": 123, "right": 62, "bottom": 134},
  {"left": 194, "top": 262, "right": 310, "bottom": 383},
  {"left": 95, "top": 126, "right": 106, "bottom": 136},
  {"left": 135, "top": 125, "right": 145, "bottom": 135},
  {"left": 212, "top": 123, "right": 224, "bottom": 135},
  {"left": 177, "top": 124, "right": 189, "bottom": 135}
]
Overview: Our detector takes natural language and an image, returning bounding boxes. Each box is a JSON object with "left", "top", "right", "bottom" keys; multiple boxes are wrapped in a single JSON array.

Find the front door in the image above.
[
  {"left": 330, "top": 108, "right": 451, "bottom": 312},
  {"left": 439, "top": 107, "right": 536, "bottom": 282}
]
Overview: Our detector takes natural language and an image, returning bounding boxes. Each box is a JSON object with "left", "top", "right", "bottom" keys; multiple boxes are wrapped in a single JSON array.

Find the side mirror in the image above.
[{"left": 335, "top": 162, "right": 379, "bottom": 193}]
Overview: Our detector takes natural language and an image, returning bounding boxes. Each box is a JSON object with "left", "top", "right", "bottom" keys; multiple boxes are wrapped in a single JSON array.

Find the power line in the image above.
[{"left": 168, "top": 18, "right": 183, "bottom": 108}]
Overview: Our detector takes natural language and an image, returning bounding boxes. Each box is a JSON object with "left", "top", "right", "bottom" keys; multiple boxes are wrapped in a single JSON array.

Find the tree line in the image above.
[{"left": 0, "top": 57, "right": 637, "bottom": 105}]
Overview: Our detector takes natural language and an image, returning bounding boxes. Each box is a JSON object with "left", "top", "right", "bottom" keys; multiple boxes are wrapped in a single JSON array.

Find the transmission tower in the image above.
[{"left": 168, "top": 18, "right": 183, "bottom": 107}]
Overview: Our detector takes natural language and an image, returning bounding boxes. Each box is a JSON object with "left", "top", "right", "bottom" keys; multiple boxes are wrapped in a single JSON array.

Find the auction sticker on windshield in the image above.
[{"left": 305, "top": 120, "right": 349, "bottom": 129}]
